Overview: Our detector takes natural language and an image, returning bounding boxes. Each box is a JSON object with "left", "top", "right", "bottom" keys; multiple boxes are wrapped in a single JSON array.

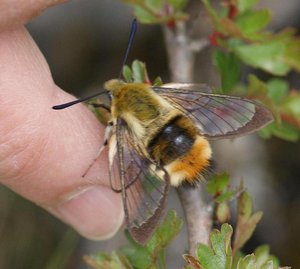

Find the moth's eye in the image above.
[
  {"left": 164, "top": 126, "right": 173, "bottom": 134},
  {"left": 108, "top": 92, "right": 113, "bottom": 101},
  {"left": 174, "top": 134, "right": 185, "bottom": 146}
]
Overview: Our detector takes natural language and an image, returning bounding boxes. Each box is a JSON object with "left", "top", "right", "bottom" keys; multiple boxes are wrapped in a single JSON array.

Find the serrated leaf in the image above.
[
  {"left": 197, "top": 224, "right": 233, "bottom": 269},
  {"left": 213, "top": 50, "right": 241, "bottom": 93},
  {"left": 237, "top": 0, "right": 259, "bottom": 13},
  {"left": 235, "top": 10, "right": 271, "bottom": 35},
  {"left": 233, "top": 192, "right": 263, "bottom": 253},
  {"left": 234, "top": 41, "right": 290, "bottom": 76}
]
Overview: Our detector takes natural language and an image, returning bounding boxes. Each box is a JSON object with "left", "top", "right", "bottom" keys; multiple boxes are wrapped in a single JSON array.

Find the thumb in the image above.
[{"left": 0, "top": 27, "right": 124, "bottom": 240}]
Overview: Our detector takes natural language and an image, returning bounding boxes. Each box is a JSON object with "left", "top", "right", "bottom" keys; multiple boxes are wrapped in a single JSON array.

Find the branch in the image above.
[{"left": 162, "top": 22, "right": 213, "bottom": 254}]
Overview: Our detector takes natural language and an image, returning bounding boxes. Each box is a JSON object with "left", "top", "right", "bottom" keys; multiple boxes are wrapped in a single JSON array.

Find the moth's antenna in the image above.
[
  {"left": 118, "top": 18, "right": 137, "bottom": 80},
  {"left": 52, "top": 90, "right": 108, "bottom": 110}
]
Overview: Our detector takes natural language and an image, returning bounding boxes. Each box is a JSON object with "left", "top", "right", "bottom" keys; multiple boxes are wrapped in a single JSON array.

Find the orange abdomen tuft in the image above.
[{"left": 165, "top": 136, "right": 212, "bottom": 186}]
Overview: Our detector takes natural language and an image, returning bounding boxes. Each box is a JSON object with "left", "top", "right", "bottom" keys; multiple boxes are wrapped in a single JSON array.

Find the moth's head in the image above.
[{"left": 104, "top": 79, "right": 125, "bottom": 93}]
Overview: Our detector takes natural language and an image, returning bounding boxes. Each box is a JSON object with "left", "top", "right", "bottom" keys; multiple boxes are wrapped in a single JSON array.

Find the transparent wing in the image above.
[
  {"left": 109, "top": 118, "right": 169, "bottom": 244},
  {"left": 153, "top": 84, "right": 273, "bottom": 139}
]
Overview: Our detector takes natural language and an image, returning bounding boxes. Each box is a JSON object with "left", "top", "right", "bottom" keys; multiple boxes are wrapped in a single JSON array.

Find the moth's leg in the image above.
[
  {"left": 90, "top": 103, "right": 111, "bottom": 113},
  {"left": 107, "top": 133, "right": 122, "bottom": 193},
  {"left": 82, "top": 121, "right": 114, "bottom": 178}
]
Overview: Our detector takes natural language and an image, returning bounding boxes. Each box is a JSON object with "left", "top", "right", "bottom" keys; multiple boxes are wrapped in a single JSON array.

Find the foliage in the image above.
[
  {"left": 202, "top": 0, "right": 300, "bottom": 141},
  {"left": 182, "top": 174, "right": 290, "bottom": 269},
  {"left": 85, "top": 174, "right": 290, "bottom": 269},
  {"left": 184, "top": 224, "right": 290, "bottom": 269}
]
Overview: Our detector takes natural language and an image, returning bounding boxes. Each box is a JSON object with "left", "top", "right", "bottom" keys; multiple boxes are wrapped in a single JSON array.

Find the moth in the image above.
[{"left": 53, "top": 19, "right": 273, "bottom": 244}]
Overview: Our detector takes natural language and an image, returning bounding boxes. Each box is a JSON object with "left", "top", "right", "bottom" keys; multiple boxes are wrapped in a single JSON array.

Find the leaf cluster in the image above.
[
  {"left": 184, "top": 224, "right": 290, "bottom": 269},
  {"left": 121, "top": 0, "right": 188, "bottom": 24},
  {"left": 84, "top": 210, "right": 182, "bottom": 269},
  {"left": 123, "top": 60, "right": 163, "bottom": 85},
  {"left": 203, "top": 0, "right": 300, "bottom": 141}
]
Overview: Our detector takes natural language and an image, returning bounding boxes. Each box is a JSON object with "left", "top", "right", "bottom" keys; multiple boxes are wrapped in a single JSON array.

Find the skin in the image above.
[{"left": 0, "top": 0, "right": 124, "bottom": 240}]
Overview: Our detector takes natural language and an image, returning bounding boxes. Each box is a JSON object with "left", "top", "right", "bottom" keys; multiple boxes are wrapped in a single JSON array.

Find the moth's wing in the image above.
[
  {"left": 160, "top": 83, "right": 212, "bottom": 93},
  {"left": 109, "top": 118, "right": 169, "bottom": 245},
  {"left": 154, "top": 85, "right": 273, "bottom": 139}
]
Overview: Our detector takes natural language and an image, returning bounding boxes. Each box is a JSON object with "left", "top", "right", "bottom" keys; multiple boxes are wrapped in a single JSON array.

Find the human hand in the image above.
[{"left": 0, "top": 0, "right": 123, "bottom": 240}]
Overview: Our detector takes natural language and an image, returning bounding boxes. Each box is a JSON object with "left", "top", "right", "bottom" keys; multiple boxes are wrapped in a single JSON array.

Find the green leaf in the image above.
[
  {"left": 207, "top": 172, "right": 230, "bottom": 195},
  {"left": 183, "top": 254, "right": 204, "bottom": 269},
  {"left": 233, "top": 192, "right": 263, "bottom": 253},
  {"left": 84, "top": 251, "right": 134, "bottom": 269},
  {"left": 237, "top": 0, "right": 259, "bottom": 13},
  {"left": 233, "top": 41, "right": 290, "bottom": 76},
  {"left": 216, "top": 202, "right": 231, "bottom": 223},
  {"left": 132, "top": 60, "right": 147, "bottom": 83},
  {"left": 146, "top": 210, "right": 183, "bottom": 253},
  {"left": 267, "top": 79, "right": 289, "bottom": 104},
  {"left": 236, "top": 10, "right": 271, "bottom": 35},
  {"left": 247, "top": 74, "right": 269, "bottom": 97},
  {"left": 282, "top": 94, "right": 300, "bottom": 119},
  {"left": 207, "top": 173, "right": 241, "bottom": 203},
  {"left": 121, "top": 210, "right": 182, "bottom": 269},
  {"left": 145, "top": 0, "right": 163, "bottom": 10},
  {"left": 236, "top": 254, "right": 256, "bottom": 269},
  {"left": 124, "top": 0, "right": 188, "bottom": 24},
  {"left": 215, "top": 191, "right": 237, "bottom": 203},
  {"left": 213, "top": 50, "right": 241, "bottom": 93},
  {"left": 262, "top": 122, "right": 300, "bottom": 142},
  {"left": 121, "top": 245, "right": 152, "bottom": 269},
  {"left": 167, "top": 0, "right": 187, "bottom": 11},
  {"left": 153, "top": 76, "right": 163, "bottom": 86},
  {"left": 197, "top": 224, "right": 233, "bottom": 269},
  {"left": 123, "top": 65, "right": 133, "bottom": 82},
  {"left": 131, "top": 5, "right": 158, "bottom": 24},
  {"left": 254, "top": 245, "right": 271, "bottom": 267}
]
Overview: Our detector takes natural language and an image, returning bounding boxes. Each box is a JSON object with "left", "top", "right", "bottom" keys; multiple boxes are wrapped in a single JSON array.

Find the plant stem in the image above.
[{"left": 162, "top": 22, "right": 213, "bottom": 254}]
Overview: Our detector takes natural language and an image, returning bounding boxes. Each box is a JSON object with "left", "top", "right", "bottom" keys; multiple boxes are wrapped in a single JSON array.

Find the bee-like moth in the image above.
[{"left": 54, "top": 79, "right": 273, "bottom": 244}]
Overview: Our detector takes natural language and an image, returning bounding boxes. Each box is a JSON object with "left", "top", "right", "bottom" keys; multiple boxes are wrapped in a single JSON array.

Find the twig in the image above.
[{"left": 162, "top": 22, "right": 213, "bottom": 254}]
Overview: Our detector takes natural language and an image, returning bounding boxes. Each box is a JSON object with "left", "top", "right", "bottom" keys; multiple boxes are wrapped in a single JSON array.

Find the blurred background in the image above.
[{"left": 1, "top": 0, "right": 300, "bottom": 268}]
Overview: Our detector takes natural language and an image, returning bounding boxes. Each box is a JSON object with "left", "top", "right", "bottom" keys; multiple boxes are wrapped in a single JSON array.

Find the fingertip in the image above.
[{"left": 50, "top": 186, "right": 124, "bottom": 240}]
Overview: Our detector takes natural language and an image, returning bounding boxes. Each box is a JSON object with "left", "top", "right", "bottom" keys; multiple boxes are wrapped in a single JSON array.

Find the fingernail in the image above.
[{"left": 51, "top": 186, "right": 124, "bottom": 240}]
